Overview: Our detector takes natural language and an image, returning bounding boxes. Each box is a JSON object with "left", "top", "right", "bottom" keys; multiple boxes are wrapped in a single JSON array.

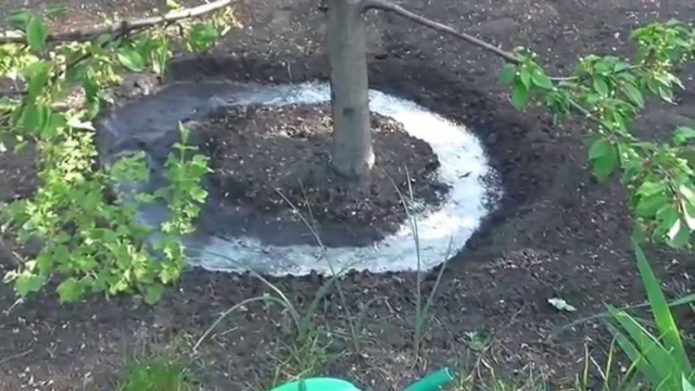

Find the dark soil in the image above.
[
  {"left": 0, "top": 0, "right": 694, "bottom": 390},
  {"left": 193, "top": 104, "right": 445, "bottom": 247}
]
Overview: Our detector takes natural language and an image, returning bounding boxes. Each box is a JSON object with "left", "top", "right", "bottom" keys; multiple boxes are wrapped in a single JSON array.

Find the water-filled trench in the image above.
[{"left": 97, "top": 81, "right": 501, "bottom": 275}]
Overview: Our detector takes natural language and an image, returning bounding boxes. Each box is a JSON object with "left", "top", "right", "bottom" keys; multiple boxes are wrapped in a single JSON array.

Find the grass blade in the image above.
[
  {"left": 684, "top": 374, "right": 695, "bottom": 391},
  {"left": 605, "top": 320, "right": 660, "bottom": 386},
  {"left": 608, "top": 306, "right": 679, "bottom": 388},
  {"left": 632, "top": 241, "right": 691, "bottom": 371}
]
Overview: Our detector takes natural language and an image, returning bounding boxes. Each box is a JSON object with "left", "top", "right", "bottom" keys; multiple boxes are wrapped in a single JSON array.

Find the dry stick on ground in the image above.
[{"left": 0, "top": 0, "right": 232, "bottom": 43}]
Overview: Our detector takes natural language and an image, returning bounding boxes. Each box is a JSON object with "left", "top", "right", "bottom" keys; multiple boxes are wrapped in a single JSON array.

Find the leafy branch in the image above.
[
  {"left": 0, "top": 0, "right": 234, "bottom": 44},
  {"left": 361, "top": 0, "right": 695, "bottom": 248},
  {"left": 497, "top": 21, "right": 695, "bottom": 248},
  {"left": 0, "top": 2, "right": 237, "bottom": 304}
]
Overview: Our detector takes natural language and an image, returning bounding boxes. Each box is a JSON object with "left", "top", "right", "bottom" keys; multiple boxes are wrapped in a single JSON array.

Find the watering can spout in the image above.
[
  {"left": 403, "top": 367, "right": 455, "bottom": 391},
  {"left": 268, "top": 367, "right": 455, "bottom": 391}
]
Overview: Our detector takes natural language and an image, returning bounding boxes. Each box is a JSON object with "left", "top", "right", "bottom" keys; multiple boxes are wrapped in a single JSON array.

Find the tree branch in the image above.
[
  {"left": 362, "top": 0, "right": 599, "bottom": 120},
  {"left": 362, "top": 0, "right": 519, "bottom": 63},
  {"left": 0, "top": 0, "right": 232, "bottom": 44}
]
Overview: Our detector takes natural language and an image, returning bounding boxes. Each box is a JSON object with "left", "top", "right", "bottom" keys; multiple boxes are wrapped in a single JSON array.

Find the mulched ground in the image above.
[
  {"left": 193, "top": 104, "right": 445, "bottom": 246},
  {"left": 0, "top": 0, "right": 694, "bottom": 390}
]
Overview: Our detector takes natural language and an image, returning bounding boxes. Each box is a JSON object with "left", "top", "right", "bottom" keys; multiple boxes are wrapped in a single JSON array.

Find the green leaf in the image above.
[
  {"left": 152, "top": 41, "right": 171, "bottom": 76},
  {"left": 680, "top": 184, "right": 695, "bottom": 207},
  {"left": 26, "top": 16, "right": 47, "bottom": 52},
  {"left": 593, "top": 77, "right": 609, "bottom": 96},
  {"left": 667, "top": 218, "right": 690, "bottom": 248},
  {"left": 588, "top": 139, "right": 618, "bottom": 180},
  {"left": 519, "top": 67, "right": 531, "bottom": 89},
  {"left": 186, "top": 23, "right": 219, "bottom": 52},
  {"left": 166, "top": 0, "right": 182, "bottom": 10},
  {"left": 117, "top": 48, "right": 145, "bottom": 72},
  {"left": 159, "top": 263, "right": 181, "bottom": 284},
  {"left": 622, "top": 160, "right": 643, "bottom": 183},
  {"left": 656, "top": 204, "right": 680, "bottom": 231},
  {"left": 23, "top": 61, "right": 51, "bottom": 98},
  {"left": 681, "top": 208, "right": 695, "bottom": 234},
  {"left": 638, "top": 181, "right": 667, "bottom": 198},
  {"left": 7, "top": 10, "right": 30, "bottom": 29},
  {"left": 56, "top": 277, "right": 84, "bottom": 303},
  {"left": 531, "top": 70, "right": 553, "bottom": 90},
  {"left": 178, "top": 122, "right": 191, "bottom": 145},
  {"left": 684, "top": 375, "right": 695, "bottom": 391},
  {"left": 614, "top": 61, "right": 631, "bottom": 72},
  {"left": 589, "top": 138, "right": 612, "bottom": 160},
  {"left": 658, "top": 86, "right": 674, "bottom": 102},
  {"left": 511, "top": 83, "right": 530, "bottom": 110},
  {"left": 144, "top": 283, "right": 165, "bottom": 305},
  {"left": 14, "top": 273, "right": 44, "bottom": 296},
  {"left": 622, "top": 83, "right": 645, "bottom": 108},
  {"left": 19, "top": 102, "right": 50, "bottom": 135},
  {"left": 636, "top": 192, "right": 670, "bottom": 218},
  {"left": 499, "top": 63, "right": 516, "bottom": 85},
  {"left": 673, "top": 127, "right": 695, "bottom": 145}
]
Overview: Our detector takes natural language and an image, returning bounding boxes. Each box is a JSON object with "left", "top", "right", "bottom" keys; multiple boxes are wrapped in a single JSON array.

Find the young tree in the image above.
[{"left": 328, "top": 0, "right": 374, "bottom": 178}]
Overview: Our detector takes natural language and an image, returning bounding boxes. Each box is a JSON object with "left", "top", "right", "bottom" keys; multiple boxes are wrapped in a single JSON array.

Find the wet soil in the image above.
[
  {"left": 0, "top": 0, "right": 694, "bottom": 390},
  {"left": 192, "top": 104, "right": 445, "bottom": 247}
]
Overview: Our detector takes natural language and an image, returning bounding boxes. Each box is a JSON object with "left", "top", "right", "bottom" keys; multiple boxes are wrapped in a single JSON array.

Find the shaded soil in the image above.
[
  {"left": 0, "top": 0, "right": 694, "bottom": 390},
  {"left": 193, "top": 104, "right": 446, "bottom": 246}
]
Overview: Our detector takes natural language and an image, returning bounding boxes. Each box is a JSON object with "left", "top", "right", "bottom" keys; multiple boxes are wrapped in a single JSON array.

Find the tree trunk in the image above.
[{"left": 328, "top": 0, "right": 374, "bottom": 179}]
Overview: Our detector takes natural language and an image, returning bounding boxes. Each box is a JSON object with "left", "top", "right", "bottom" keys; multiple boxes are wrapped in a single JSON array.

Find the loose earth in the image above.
[
  {"left": 192, "top": 103, "right": 447, "bottom": 247},
  {"left": 0, "top": 0, "right": 693, "bottom": 389}
]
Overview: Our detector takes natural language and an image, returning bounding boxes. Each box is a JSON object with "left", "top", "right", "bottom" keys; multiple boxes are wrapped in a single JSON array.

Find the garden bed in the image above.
[{"left": 0, "top": 0, "right": 693, "bottom": 389}]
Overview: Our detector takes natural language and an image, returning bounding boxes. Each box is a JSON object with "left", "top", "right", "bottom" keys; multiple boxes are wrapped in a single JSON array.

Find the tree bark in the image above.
[{"left": 328, "top": 0, "right": 374, "bottom": 179}]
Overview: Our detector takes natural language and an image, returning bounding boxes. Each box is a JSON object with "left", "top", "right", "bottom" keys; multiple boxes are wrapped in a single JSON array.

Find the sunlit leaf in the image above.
[
  {"left": 636, "top": 192, "right": 670, "bottom": 218},
  {"left": 166, "top": 0, "right": 182, "bottom": 10},
  {"left": 56, "top": 277, "right": 84, "bottom": 303},
  {"left": 673, "top": 127, "right": 695, "bottom": 145},
  {"left": 117, "top": 48, "right": 145, "bottom": 72},
  {"left": 66, "top": 116, "right": 95, "bottom": 130},
  {"left": 26, "top": 16, "right": 47, "bottom": 52},
  {"left": 684, "top": 375, "right": 695, "bottom": 391},
  {"left": 531, "top": 69, "right": 553, "bottom": 90},
  {"left": 144, "top": 283, "right": 165, "bottom": 305},
  {"left": 23, "top": 60, "right": 51, "bottom": 98},
  {"left": 14, "top": 273, "right": 44, "bottom": 296},
  {"left": 658, "top": 86, "right": 674, "bottom": 102},
  {"left": 186, "top": 23, "right": 219, "bottom": 52}
]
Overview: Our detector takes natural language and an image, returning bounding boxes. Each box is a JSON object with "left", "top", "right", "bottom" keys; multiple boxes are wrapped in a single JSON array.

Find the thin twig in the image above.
[
  {"left": 0, "top": 349, "right": 32, "bottom": 366},
  {"left": 193, "top": 296, "right": 286, "bottom": 351},
  {"left": 0, "top": 0, "right": 232, "bottom": 44},
  {"left": 362, "top": 0, "right": 597, "bottom": 121},
  {"left": 362, "top": 0, "right": 518, "bottom": 63}
]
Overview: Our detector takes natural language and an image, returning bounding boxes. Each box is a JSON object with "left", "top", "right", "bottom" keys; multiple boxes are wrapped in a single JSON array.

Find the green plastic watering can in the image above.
[{"left": 269, "top": 367, "right": 455, "bottom": 391}]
